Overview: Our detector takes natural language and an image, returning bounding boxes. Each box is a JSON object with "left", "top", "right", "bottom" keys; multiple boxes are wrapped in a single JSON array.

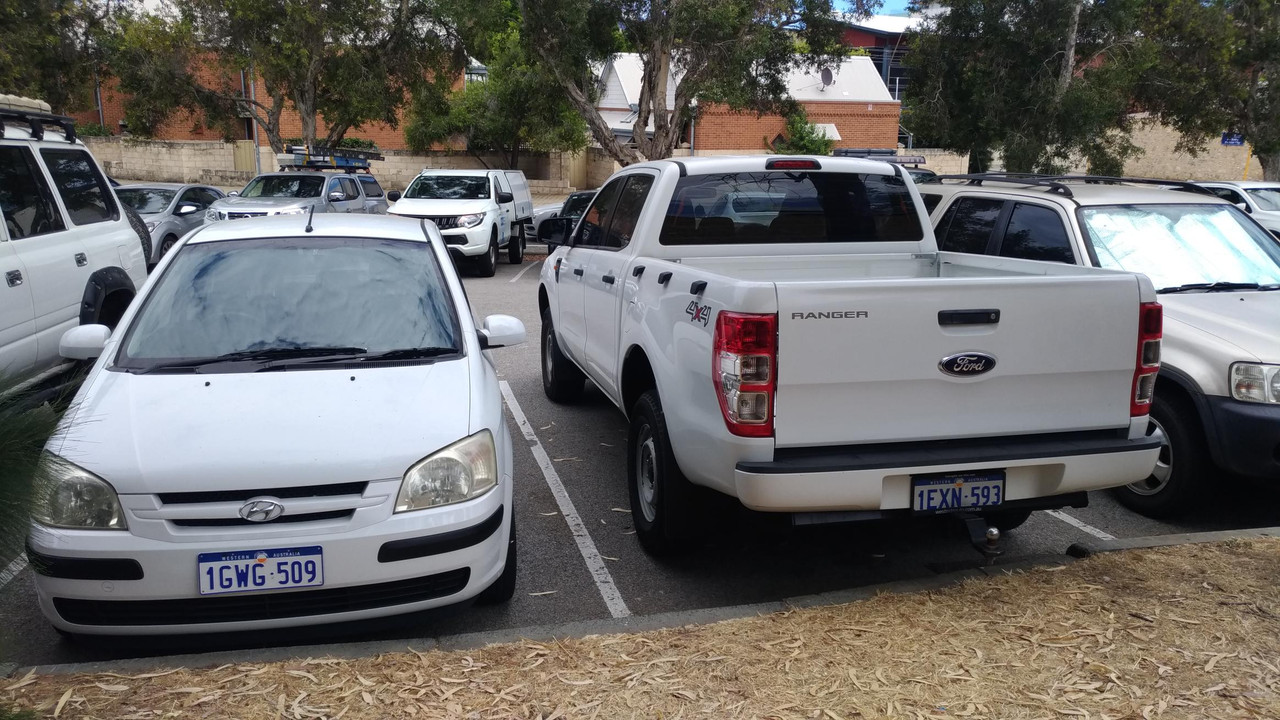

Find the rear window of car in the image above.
[
  {"left": 659, "top": 171, "right": 923, "bottom": 245},
  {"left": 358, "top": 176, "right": 384, "bottom": 198}
]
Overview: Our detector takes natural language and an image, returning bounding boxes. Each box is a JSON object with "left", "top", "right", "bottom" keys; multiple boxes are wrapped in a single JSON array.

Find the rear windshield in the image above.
[
  {"left": 241, "top": 176, "right": 323, "bottom": 199},
  {"left": 660, "top": 172, "right": 923, "bottom": 245},
  {"left": 405, "top": 175, "right": 490, "bottom": 200}
]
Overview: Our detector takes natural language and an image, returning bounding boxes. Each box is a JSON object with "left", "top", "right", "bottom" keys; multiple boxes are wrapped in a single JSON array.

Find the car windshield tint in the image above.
[
  {"left": 240, "top": 176, "right": 324, "bottom": 198},
  {"left": 117, "top": 236, "right": 461, "bottom": 371},
  {"left": 1246, "top": 187, "right": 1280, "bottom": 211},
  {"left": 659, "top": 171, "right": 924, "bottom": 245},
  {"left": 1080, "top": 204, "right": 1280, "bottom": 289},
  {"left": 405, "top": 176, "right": 490, "bottom": 200},
  {"left": 561, "top": 193, "right": 594, "bottom": 218},
  {"left": 117, "top": 189, "right": 175, "bottom": 214}
]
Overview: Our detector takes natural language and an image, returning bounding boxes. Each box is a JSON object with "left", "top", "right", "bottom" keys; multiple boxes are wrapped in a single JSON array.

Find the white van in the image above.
[{"left": 387, "top": 169, "right": 533, "bottom": 276}]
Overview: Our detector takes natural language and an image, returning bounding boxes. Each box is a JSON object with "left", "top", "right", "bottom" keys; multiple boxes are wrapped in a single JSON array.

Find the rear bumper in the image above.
[
  {"left": 734, "top": 431, "right": 1162, "bottom": 512},
  {"left": 1204, "top": 396, "right": 1280, "bottom": 480}
]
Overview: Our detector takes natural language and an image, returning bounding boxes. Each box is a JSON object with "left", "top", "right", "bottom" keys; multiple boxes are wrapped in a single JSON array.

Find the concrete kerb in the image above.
[{"left": 1066, "top": 525, "right": 1280, "bottom": 558}]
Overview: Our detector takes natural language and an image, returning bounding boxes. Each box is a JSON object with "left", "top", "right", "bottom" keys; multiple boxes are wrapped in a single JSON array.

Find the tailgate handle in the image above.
[{"left": 939, "top": 309, "right": 1000, "bottom": 326}]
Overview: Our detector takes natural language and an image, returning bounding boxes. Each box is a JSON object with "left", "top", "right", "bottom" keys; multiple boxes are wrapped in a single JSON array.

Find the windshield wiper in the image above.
[
  {"left": 356, "top": 347, "right": 458, "bottom": 362},
  {"left": 135, "top": 347, "right": 368, "bottom": 373},
  {"left": 1157, "top": 282, "right": 1265, "bottom": 294}
]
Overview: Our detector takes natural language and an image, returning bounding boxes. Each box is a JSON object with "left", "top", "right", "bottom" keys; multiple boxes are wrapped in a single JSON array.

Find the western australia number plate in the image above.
[
  {"left": 198, "top": 546, "right": 324, "bottom": 596},
  {"left": 912, "top": 471, "right": 1004, "bottom": 513}
]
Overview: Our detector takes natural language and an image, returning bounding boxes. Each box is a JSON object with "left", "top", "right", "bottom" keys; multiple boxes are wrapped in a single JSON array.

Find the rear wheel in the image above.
[
  {"left": 476, "top": 229, "right": 498, "bottom": 277},
  {"left": 1114, "top": 394, "right": 1208, "bottom": 518},
  {"left": 628, "top": 390, "right": 704, "bottom": 556},
  {"left": 541, "top": 307, "right": 584, "bottom": 403},
  {"left": 508, "top": 225, "right": 525, "bottom": 264}
]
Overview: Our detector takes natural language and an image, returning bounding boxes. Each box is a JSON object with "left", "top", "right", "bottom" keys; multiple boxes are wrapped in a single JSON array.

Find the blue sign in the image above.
[{"left": 1222, "top": 132, "right": 1245, "bottom": 146}]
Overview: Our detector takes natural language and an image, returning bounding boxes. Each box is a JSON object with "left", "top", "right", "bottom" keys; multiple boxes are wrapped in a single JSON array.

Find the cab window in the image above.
[{"left": 935, "top": 197, "right": 1004, "bottom": 254}]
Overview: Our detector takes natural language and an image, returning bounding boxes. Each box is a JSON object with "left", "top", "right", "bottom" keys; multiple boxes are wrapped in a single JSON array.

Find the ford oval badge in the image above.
[{"left": 939, "top": 352, "right": 997, "bottom": 377}]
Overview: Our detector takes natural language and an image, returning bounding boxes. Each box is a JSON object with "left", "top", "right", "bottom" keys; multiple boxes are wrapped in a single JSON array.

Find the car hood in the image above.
[
  {"left": 52, "top": 360, "right": 473, "bottom": 494},
  {"left": 1162, "top": 292, "right": 1280, "bottom": 362},
  {"left": 213, "top": 196, "right": 316, "bottom": 211},
  {"left": 389, "top": 198, "right": 491, "bottom": 217}
]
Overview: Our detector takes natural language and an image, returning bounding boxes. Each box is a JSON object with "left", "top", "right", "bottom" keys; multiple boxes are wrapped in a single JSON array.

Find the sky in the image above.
[{"left": 871, "top": 0, "right": 912, "bottom": 14}]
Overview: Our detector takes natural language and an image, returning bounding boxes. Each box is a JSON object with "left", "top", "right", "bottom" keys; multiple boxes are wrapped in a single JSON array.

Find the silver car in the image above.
[
  {"left": 1195, "top": 180, "right": 1280, "bottom": 238},
  {"left": 205, "top": 172, "right": 389, "bottom": 223},
  {"left": 116, "top": 183, "right": 226, "bottom": 263}
]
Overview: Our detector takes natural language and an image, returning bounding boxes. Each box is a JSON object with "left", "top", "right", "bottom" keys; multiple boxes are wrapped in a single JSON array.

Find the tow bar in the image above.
[{"left": 958, "top": 514, "right": 1003, "bottom": 566}]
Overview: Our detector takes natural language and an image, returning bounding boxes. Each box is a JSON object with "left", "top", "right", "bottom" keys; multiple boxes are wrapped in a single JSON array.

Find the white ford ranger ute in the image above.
[{"left": 536, "top": 156, "right": 1165, "bottom": 554}]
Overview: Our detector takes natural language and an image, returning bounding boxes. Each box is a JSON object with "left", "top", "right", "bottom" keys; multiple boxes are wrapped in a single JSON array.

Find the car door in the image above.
[
  {"left": 1205, "top": 185, "right": 1250, "bottom": 210},
  {"left": 492, "top": 173, "right": 513, "bottom": 244},
  {"left": 0, "top": 235, "right": 36, "bottom": 379},
  {"left": 582, "top": 173, "right": 656, "bottom": 399},
  {"left": 173, "top": 187, "right": 210, "bottom": 234},
  {"left": 934, "top": 195, "right": 1009, "bottom": 254},
  {"left": 357, "top": 176, "right": 388, "bottom": 214},
  {"left": 325, "top": 177, "right": 358, "bottom": 213},
  {"left": 555, "top": 178, "right": 625, "bottom": 365},
  {"left": 992, "top": 202, "right": 1078, "bottom": 264}
]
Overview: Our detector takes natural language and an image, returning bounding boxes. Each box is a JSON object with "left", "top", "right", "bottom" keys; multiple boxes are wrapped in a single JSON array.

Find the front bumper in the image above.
[
  {"left": 734, "top": 430, "right": 1162, "bottom": 512},
  {"left": 1204, "top": 396, "right": 1280, "bottom": 480},
  {"left": 28, "top": 478, "right": 511, "bottom": 635},
  {"left": 439, "top": 225, "right": 492, "bottom": 257}
]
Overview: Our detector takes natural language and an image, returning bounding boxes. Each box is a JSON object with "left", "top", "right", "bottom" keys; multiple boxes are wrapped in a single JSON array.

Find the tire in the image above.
[
  {"left": 475, "top": 229, "right": 498, "bottom": 277},
  {"left": 121, "top": 205, "right": 153, "bottom": 266},
  {"left": 508, "top": 225, "right": 525, "bottom": 264},
  {"left": 541, "top": 307, "right": 584, "bottom": 402},
  {"left": 982, "top": 509, "right": 1033, "bottom": 532},
  {"left": 476, "top": 515, "right": 517, "bottom": 605},
  {"left": 628, "top": 389, "right": 704, "bottom": 556},
  {"left": 1113, "top": 394, "right": 1209, "bottom": 518},
  {"left": 159, "top": 234, "right": 178, "bottom": 259}
]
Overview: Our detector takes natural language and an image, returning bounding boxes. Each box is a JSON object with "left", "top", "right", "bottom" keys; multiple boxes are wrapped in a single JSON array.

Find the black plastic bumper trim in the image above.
[
  {"left": 378, "top": 505, "right": 504, "bottom": 563},
  {"left": 738, "top": 430, "right": 1160, "bottom": 475},
  {"left": 25, "top": 541, "right": 144, "bottom": 581}
]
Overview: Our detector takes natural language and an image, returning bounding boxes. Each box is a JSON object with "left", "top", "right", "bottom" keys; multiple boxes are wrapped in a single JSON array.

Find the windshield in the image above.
[
  {"left": 1246, "top": 187, "right": 1280, "bottom": 212},
  {"left": 1080, "top": 204, "right": 1280, "bottom": 289},
  {"left": 405, "top": 176, "right": 490, "bottom": 200},
  {"left": 561, "top": 192, "right": 594, "bottom": 218},
  {"left": 116, "top": 189, "right": 174, "bottom": 214},
  {"left": 660, "top": 171, "right": 923, "bottom": 245},
  {"left": 116, "top": 236, "right": 461, "bottom": 372},
  {"left": 240, "top": 176, "right": 324, "bottom": 199}
]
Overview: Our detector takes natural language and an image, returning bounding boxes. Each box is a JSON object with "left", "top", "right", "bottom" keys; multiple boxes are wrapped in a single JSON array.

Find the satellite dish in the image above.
[{"left": 820, "top": 67, "right": 834, "bottom": 87}]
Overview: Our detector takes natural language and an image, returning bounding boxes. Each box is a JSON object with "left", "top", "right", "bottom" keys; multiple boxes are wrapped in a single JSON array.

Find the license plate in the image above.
[
  {"left": 197, "top": 546, "right": 324, "bottom": 596},
  {"left": 912, "top": 471, "right": 1005, "bottom": 513}
]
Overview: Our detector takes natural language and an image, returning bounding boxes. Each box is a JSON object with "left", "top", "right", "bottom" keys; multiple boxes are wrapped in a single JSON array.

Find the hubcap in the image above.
[
  {"left": 635, "top": 424, "right": 658, "bottom": 523},
  {"left": 1128, "top": 418, "right": 1172, "bottom": 496},
  {"left": 542, "top": 326, "right": 554, "bottom": 385}
]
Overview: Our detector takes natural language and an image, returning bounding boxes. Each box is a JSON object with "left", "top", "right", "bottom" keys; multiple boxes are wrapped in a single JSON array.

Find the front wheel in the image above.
[
  {"left": 475, "top": 229, "right": 498, "bottom": 277},
  {"left": 541, "top": 307, "right": 583, "bottom": 403},
  {"left": 1113, "top": 394, "right": 1209, "bottom": 518},
  {"left": 159, "top": 234, "right": 178, "bottom": 259},
  {"left": 508, "top": 225, "right": 525, "bottom": 264},
  {"left": 628, "top": 390, "right": 704, "bottom": 556}
]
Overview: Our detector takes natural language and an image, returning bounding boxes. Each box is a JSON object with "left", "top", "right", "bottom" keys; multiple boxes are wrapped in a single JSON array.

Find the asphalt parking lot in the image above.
[{"left": 3, "top": 254, "right": 1280, "bottom": 669}]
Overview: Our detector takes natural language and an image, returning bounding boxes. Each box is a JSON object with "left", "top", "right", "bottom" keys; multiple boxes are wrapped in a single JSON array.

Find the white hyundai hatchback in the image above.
[{"left": 27, "top": 213, "right": 524, "bottom": 635}]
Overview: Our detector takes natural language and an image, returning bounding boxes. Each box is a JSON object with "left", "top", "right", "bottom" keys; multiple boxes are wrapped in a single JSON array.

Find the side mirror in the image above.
[
  {"left": 228, "top": 191, "right": 240, "bottom": 197},
  {"left": 1236, "top": 202, "right": 1252, "bottom": 213},
  {"left": 538, "top": 217, "right": 573, "bottom": 249},
  {"left": 479, "top": 314, "right": 526, "bottom": 348},
  {"left": 329, "top": 191, "right": 346, "bottom": 202},
  {"left": 60, "top": 324, "right": 111, "bottom": 361},
  {"left": 176, "top": 204, "right": 199, "bottom": 216},
  {"left": 497, "top": 191, "right": 514, "bottom": 204},
  {"left": 387, "top": 190, "right": 402, "bottom": 202}
]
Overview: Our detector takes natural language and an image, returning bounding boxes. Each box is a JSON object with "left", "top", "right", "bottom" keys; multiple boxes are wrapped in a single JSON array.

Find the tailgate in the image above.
[{"left": 774, "top": 275, "right": 1140, "bottom": 447}]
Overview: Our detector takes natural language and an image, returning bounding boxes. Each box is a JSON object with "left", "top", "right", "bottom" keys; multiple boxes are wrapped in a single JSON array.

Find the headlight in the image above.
[
  {"left": 1230, "top": 363, "right": 1280, "bottom": 403},
  {"left": 144, "top": 220, "right": 158, "bottom": 231},
  {"left": 275, "top": 208, "right": 307, "bottom": 216},
  {"left": 32, "top": 455, "right": 127, "bottom": 530},
  {"left": 204, "top": 209, "right": 220, "bottom": 222},
  {"left": 395, "top": 430, "right": 497, "bottom": 512},
  {"left": 457, "top": 213, "right": 486, "bottom": 228}
]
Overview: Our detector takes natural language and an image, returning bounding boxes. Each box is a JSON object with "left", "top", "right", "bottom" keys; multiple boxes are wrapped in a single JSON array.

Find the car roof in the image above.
[
  {"left": 413, "top": 168, "right": 495, "bottom": 177},
  {"left": 624, "top": 155, "right": 898, "bottom": 177},
  {"left": 1198, "top": 180, "right": 1280, "bottom": 189},
  {"left": 187, "top": 213, "right": 433, "bottom": 245},
  {"left": 918, "top": 178, "right": 1233, "bottom": 207},
  {"left": 117, "top": 182, "right": 190, "bottom": 190},
  {"left": 256, "top": 171, "right": 350, "bottom": 179}
]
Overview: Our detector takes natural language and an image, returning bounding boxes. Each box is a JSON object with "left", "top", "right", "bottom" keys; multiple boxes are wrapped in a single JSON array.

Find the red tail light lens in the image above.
[
  {"left": 713, "top": 311, "right": 777, "bottom": 437},
  {"left": 765, "top": 159, "right": 822, "bottom": 170},
  {"left": 1131, "top": 302, "right": 1162, "bottom": 416}
]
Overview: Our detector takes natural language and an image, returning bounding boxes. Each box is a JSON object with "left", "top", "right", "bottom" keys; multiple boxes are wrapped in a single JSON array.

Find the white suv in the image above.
[{"left": 0, "top": 97, "right": 149, "bottom": 389}]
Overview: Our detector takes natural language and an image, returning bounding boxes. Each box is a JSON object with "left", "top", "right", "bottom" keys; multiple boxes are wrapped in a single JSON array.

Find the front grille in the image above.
[
  {"left": 429, "top": 216, "right": 460, "bottom": 230},
  {"left": 159, "top": 482, "right": 367, "bottom": 505},
  {"left": 53, "top": 568, "right": 471, "bottom": 626},
  {"left": 171, "top": 509, "right": 354, "bottom": 527},
  {"left": 226, "top": 211, "right": 267, "bottom": 220}
]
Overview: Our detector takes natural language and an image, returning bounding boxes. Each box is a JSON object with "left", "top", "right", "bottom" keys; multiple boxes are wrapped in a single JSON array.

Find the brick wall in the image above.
[
  {"left": 1124, "top": 121, "right": 1262, "bottom": 181},
  {"left": 84, "top": 136, "right": 238, "bottom": 183},
  {"left": 906, "top": 148, "right": 969, "bottom": 175},
  {"left": 694, "top": 100, "right": 901, "bottom": 152}
]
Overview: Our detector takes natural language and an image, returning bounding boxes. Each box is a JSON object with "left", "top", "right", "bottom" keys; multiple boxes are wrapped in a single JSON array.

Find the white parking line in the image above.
[
  {"left": 508, "top": 259, "right": 543, "bottom": 284},
  {"left": 1044, "top": 510, "right": 1116, "bottom": 540},
  {"left": 0, "top": 553, "right": 28, "bottom": 592},
  {"left": 499, "top": 381, "right": 632, "bottom": 618}
]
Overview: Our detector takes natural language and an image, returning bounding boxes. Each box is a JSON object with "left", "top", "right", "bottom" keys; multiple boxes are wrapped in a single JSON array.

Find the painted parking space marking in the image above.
[
  {"left": 500, "top": 381, "right": 632, "bottom": 618},
  {"left": 508, "top": 259, "right": 543, "bottom": 284},
  {"left": 1045, "top": 509, "right": 1116, "bottom": 540},
  {"left": 0, "top": 554, "right": 28, "bottom": 593}
]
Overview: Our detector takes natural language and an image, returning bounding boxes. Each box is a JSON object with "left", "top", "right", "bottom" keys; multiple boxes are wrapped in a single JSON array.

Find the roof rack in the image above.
[
  {"left": 833, "top": 148, "right": 928, "bottom": 165},
  {"left": 925, "top": 173, "right": 1076, "bottom": 198},
  {"left": 1035, "top": 174, "right": 1217, "bottom": 196},
  {"left": 922, "top": 172, "right": 1219, "bottom": 199},
  {"left": 0, "top": 107, "right": 78, "bottom": 143},
  {"left": 276, "top": 144, "right": 385, "bottom": 172}
]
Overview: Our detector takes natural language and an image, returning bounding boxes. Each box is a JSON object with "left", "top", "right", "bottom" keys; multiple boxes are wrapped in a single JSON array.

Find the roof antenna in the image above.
[{"left": 304, "top": 204, "right": 315, "bottom": 233}]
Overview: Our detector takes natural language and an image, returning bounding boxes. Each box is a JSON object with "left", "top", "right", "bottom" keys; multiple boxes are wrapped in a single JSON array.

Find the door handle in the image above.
[
  {"left": 572, "top": 268, "right": 584, "bottom": 277},
  {"left": 5, "top": 270, "right": 21, "bottom": 287},
  {"left": 74, "top": 253, "right": 87, "bottom": 267},
  {"left": 602, "top": 274, "right": 616, "bottom": 285}
]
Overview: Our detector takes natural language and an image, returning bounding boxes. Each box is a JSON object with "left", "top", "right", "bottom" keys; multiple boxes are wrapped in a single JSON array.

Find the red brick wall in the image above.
[
  {"left": 694, "top": 101, "right": 901, "bottom": 151},
  {"left": 841, "top": 28, "right": 887, "bottom": 48}
]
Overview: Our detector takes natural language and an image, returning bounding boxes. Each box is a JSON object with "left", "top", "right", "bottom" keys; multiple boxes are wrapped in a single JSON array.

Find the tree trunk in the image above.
[
  {"left": 1259, "top": 151, "right": 1280, "bottom": 182},
  {"left": 295, "top": 91, "right": 318, "bottom": 148},
  {"left": 536, "top": 54, "right": 641, "bottom": 165},
  {"left": 1056, "top": 0, "right": 1084, "bottom": 101}
]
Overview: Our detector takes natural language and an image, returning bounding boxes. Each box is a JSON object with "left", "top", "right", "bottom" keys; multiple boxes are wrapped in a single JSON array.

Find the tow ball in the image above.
[{"left": 958, "top": 514, "right": 1004, "bottom": 566}]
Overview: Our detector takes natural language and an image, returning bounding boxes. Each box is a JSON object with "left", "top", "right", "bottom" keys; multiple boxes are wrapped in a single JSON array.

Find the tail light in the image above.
[
  {"left": 713, "top": 311, "right": 777, "bottom": 437},
  {"left": 1131, "top": 302, "right": 1162, "bottom": 416}
]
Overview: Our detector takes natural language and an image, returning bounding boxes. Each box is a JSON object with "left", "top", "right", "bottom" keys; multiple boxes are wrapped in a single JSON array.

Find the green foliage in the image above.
[
  {"left": 771, "top": 110, "right": 835, "bottom": 155},
  {"left": 1, "top": 707, "right": 38, "bottom": 720},
  {"left": 285, "top": 137, "right": 379, "bottom": 150},
  {"left": 76, "top": 123, "right": 112, "bottom": 137},
  {"left": 406, "top": 24, "right": 588, "bottom": 167},
  {"left": 0, "top": 0, "right": 109, "bottom": 114},
  {"left": 0, "top": 380, "right": 61, "bottom": 558}
]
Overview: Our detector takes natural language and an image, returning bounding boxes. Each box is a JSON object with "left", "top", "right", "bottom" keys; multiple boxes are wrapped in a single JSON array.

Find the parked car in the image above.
[
  {"left": 1194, "top": 181, "right": 1280, "bottom": 237},
  {"left": 204, "top": 171, "right": 388, "bottom": 223},
  {"left": 537, "top": 156, "right": 1162, "bottom": 555},
  {"left": 920, "top": 174, "right": 1280, "bottom": 516},
  {"left": 0, "top": 97, "right": 149, "bottom": 390},
  {"left": 388, "top": 169, "right": 533, "bottom": 276},
  {"left": 28, "top": 213, "right": 524, "bottom": 635},
  {"left": 116, "top": 183, "right": 226, "bottom": 262},
  {"left": 526, "top": 189, "right": 597, "bottom": 239}
]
